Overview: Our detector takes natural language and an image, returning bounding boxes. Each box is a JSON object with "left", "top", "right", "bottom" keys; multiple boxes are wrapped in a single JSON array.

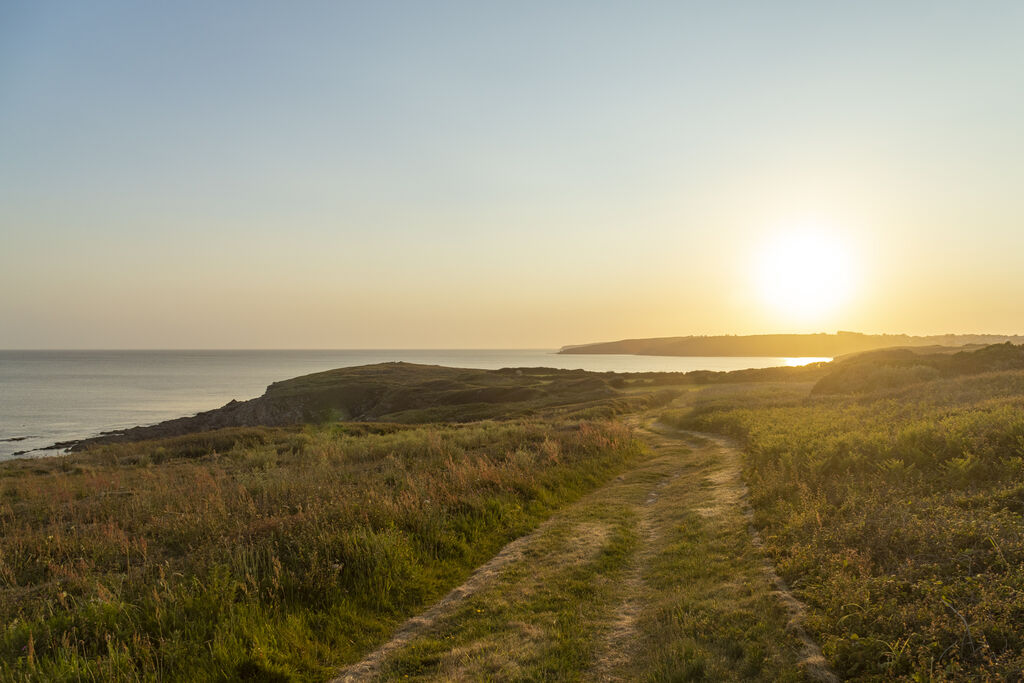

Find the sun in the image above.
[{"left": 755, "top": 229, "right": 855, "bottom": 321}]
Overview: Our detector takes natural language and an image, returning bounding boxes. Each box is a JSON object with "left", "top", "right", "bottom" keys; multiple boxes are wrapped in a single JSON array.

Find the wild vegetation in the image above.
[
  {"left": 354, "top": 426, "right": 807, "bottom": 681},
  {"left": 664, "top": 346, "right": 1024, "bottom": 680},
  {"left": 812, "top": 342, "right": 1024, "bottom": 396},
  {"left": 0, "top": 416, "right": 643, "bottom": 681},
  {"left": 7, "top": 345, "right": 1024, "bottom": 681}
]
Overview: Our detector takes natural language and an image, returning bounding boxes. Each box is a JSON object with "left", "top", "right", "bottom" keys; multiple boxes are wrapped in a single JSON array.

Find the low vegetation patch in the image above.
[
  {"left": 664, "top": 358, "right": 1024, "bottom": 680},
  {"left": 0, "top": 417, "right": 642, "bottom": 681}
]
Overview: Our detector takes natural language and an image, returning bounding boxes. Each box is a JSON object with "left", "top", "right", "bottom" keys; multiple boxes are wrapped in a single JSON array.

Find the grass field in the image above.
[
  {"left": 351, "top": 424, "right": 808, "bottom": 682},
  {"left": 664, "top": 367, "right": 1024, "bottom": 680},
  {"left": 6, "top": 348, "right": 1024, "bottom": 681},
  {"left": 0, "top": 418, "right": 643, "bottom": 681}
]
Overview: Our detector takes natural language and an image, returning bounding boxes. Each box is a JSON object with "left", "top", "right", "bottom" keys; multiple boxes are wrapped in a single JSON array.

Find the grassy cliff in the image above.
[{"left": 64, "top": 363, "right": 674, "bottom": 451}]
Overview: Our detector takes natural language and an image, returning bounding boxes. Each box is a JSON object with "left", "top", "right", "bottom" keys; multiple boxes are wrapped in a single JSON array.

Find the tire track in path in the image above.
[{"left": 330, "top": 416, "right": 837, "bottom": 682}]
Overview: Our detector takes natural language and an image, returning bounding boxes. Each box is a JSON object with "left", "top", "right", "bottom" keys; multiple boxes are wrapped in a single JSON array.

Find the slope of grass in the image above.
[
  {"left": 0, "top": 418, "right": 642, "bottom": 681},
  {"left": 664, "top": 368, "right": 1024, "bottom": 680},
  {"left": 813, "top": 342, "right": 1024, "bottom": 395}
]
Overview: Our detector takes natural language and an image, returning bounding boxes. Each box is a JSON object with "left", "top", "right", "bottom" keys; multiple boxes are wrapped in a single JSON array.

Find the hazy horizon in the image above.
[
  {"left": 4, "top": 330, "right": 1024, "bottom": 352},
  {"left": 4, "top": 2, "right": 1023, "bottom": 348}
]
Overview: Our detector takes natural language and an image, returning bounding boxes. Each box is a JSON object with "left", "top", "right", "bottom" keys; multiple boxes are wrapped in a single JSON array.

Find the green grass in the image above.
[
  {"left": 360, "top": 421, "right": 808, "bottom": 682},
  {"left": 0, "top": 418, "right": 643, "bottom": 681},
  {"left": 663, "top": 369, "right": 1024, "bottom": 680},
  {"left": 377, "top": 505, "right": 639, "bottom": 681},
  {"left": 633, "top": 481, "right": 804, "bottom": 680}
]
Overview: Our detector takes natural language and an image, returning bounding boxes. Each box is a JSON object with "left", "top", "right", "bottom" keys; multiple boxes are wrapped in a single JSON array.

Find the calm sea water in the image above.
[{"left": 0, "top": 350, "right": 828, "bottom": 460}]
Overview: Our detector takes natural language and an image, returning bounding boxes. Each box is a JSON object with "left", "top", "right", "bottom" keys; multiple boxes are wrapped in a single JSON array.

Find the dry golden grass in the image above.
[{"left": 0, "top": 418, "right": 641, "bottom": 681}]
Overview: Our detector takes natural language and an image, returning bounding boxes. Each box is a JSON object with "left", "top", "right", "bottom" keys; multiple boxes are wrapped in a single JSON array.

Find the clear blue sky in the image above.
[{"left": 3, "top": 1, "right": 1023, "bottom": 348}]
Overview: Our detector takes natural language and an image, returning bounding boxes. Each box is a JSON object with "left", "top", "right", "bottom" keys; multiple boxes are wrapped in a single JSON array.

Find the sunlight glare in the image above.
[{"left": 756, "top": 229, "right": 855, "bottom": 321}]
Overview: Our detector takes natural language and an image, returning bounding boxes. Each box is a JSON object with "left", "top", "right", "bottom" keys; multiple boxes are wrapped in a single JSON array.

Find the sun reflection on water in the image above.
[{"left": 784, "top": 357, "right": 832, "bottom": 367}]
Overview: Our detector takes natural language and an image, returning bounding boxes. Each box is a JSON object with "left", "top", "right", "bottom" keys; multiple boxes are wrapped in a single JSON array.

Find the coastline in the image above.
[{"left": 0, "top": 350, "right": 831, "bottom": 461}]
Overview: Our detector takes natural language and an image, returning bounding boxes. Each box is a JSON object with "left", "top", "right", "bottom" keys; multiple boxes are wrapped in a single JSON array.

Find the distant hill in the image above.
[{"left": 559, "top": 332, "right": 1024, "bottom": 358}]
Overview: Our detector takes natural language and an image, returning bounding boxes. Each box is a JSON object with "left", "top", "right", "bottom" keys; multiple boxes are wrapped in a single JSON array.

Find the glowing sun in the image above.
[{"left": 755, "top": 229, "right": 855, "bottom": 320}]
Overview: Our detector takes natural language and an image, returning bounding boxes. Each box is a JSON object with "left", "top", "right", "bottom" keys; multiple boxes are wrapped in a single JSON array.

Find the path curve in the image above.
[{"left": 330, "top": 417, "right": 838, "bottom": 682}]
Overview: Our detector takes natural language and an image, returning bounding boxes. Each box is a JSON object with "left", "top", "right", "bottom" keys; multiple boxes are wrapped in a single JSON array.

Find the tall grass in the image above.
[
  {"left": 0, "top": 419, "right": 642, "bottom": 681},
  {"left": 663, "top": 371, "right": 1024, "bottom": 680}
]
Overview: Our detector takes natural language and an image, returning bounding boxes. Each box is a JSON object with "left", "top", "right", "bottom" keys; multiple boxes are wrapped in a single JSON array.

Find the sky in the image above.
[{"left": 2, "top": 1, "right": 1023, "bottom": 349}]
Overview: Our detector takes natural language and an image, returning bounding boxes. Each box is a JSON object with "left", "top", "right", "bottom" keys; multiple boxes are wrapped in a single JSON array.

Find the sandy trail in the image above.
[
  {"left": 330, "top": 417, "right": 836, "bottom": 682},
  {"left": 664, "top": 428, "right": 839, "bottom": 683}
]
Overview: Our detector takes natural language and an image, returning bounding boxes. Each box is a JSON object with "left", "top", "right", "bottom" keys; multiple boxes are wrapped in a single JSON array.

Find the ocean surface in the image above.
[{"left": 0, "top": 350, "right": 828, "bottom": 460}]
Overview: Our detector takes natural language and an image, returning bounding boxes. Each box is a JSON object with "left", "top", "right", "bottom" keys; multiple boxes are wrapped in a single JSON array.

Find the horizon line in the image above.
[{"left": 5, "top": 330, "right": 1024, "bottom": 354}]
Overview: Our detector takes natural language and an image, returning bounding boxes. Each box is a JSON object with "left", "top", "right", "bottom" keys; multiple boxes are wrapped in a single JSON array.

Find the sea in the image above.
[{"left": 0, "top": 350, "right": 829, "bottom": 461}]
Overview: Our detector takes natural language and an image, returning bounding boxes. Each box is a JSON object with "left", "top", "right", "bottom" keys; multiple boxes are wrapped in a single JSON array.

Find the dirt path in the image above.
[
  {"left": 662, "top": 428, "right": 839, "bottom": 683},
  {"left": 330, "top": 417, "right": 836, "bottom": 682}
]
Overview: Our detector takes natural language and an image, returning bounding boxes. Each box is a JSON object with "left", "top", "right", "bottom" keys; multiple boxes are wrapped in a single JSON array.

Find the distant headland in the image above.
[{"left": 558, "top": 331, "right": 1024, "bottom": 358}]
